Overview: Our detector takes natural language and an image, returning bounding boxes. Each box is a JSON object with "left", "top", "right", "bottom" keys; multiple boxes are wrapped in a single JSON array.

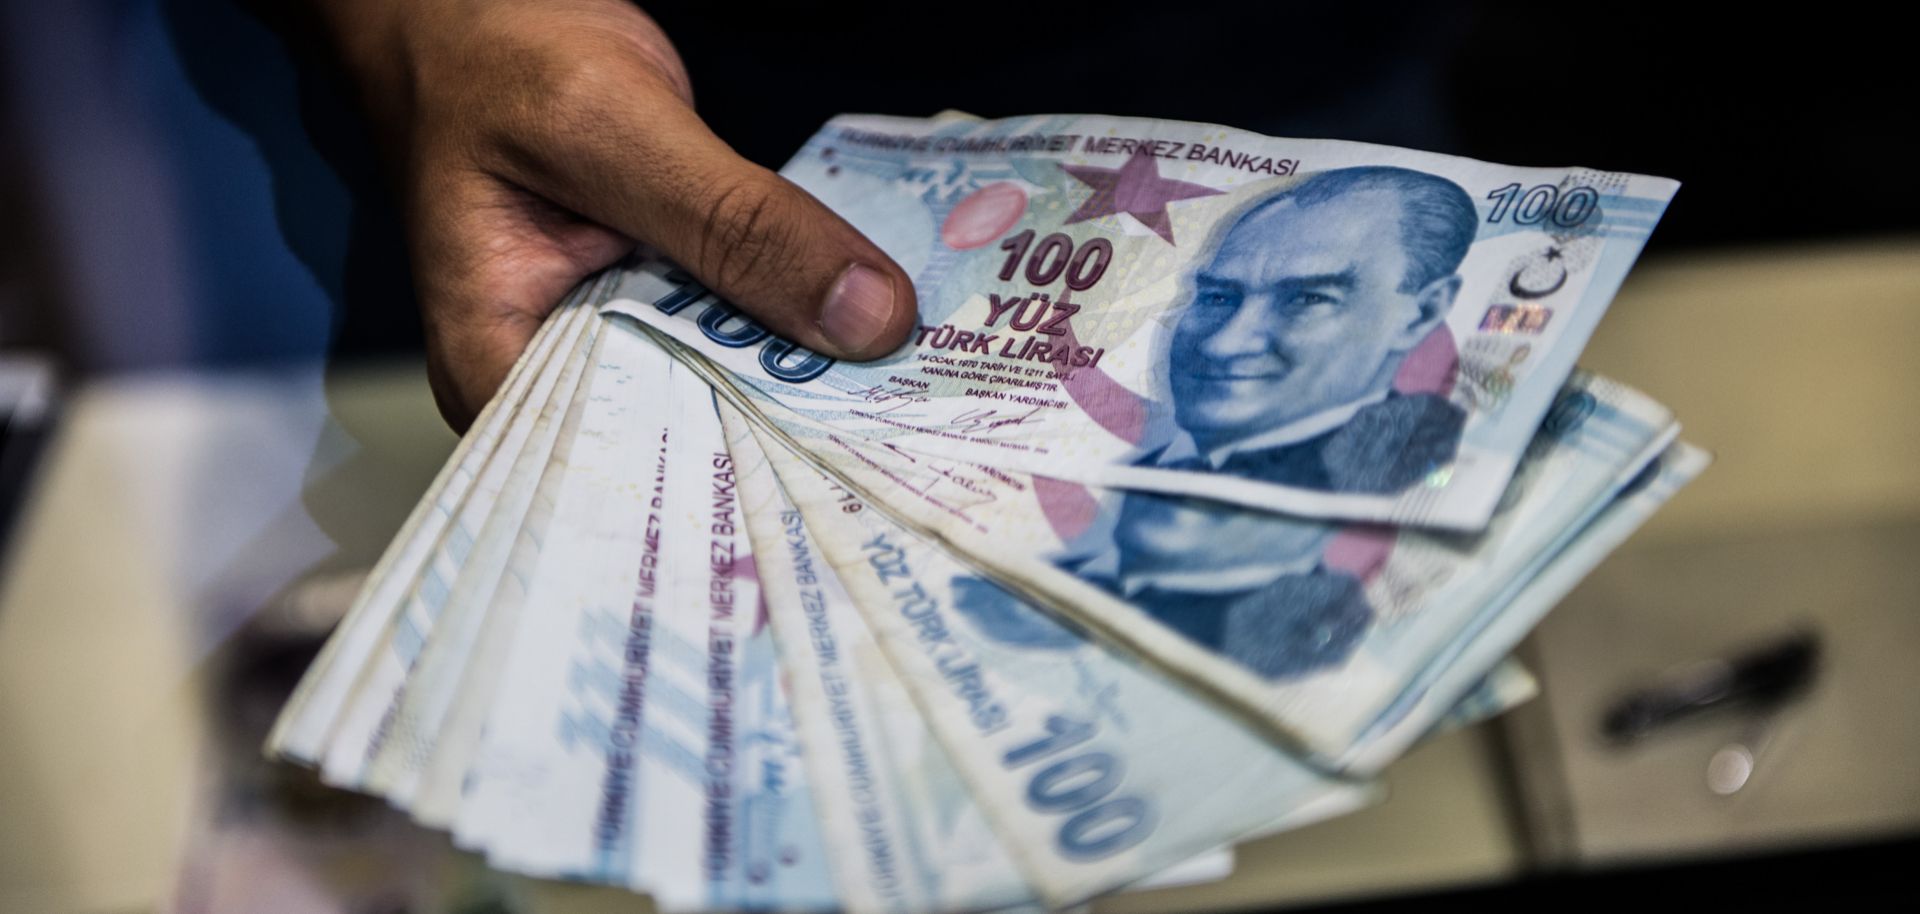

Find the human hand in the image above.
[{"left": 310, "top": 0, "right": 916, "bottom": 429}]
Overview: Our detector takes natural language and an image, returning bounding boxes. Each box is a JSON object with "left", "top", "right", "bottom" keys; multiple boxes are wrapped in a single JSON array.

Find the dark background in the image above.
[{"left": 650, "top": 2, "right": 1914, "bottom": 251}]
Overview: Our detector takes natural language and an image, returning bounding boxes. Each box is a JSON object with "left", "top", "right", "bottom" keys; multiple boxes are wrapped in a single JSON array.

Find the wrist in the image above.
[{"left": 303, "top": 0, "right": 433, "bottom": 142}]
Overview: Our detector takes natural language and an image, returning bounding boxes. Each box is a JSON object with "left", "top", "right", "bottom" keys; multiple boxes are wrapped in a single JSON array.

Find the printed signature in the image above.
[
  {"left": 946, "top": 405, "right": 1047, "bottom": 435},
  {"left": 848, "top": 384, "right": 928, "bottom": 416}
]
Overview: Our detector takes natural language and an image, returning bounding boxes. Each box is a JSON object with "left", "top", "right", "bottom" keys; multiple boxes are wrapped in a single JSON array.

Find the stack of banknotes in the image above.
[{"left": 267, "top": 112, "right": 1707, "bottom": 912}]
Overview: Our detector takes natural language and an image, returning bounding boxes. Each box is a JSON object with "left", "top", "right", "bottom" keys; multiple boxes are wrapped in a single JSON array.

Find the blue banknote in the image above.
[
  {"left": 606, "top": 113, "right": 1678, "bottom": 530},
  {"left": 635, "top": 319, "right": 1680, "bottom": 766},
  {"left": 735, "top": 400, "right": 1371, "bottom": 906}
]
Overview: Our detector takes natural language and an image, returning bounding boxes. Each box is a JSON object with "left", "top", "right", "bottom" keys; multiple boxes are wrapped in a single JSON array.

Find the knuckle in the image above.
[
  {"left": 465, "top": 25, "right": 619, "bottom": 139},
  {"left": 695, "top": 180, "right": 806, "bottom": 295},
  {"left": 504, "top": 54, "right": 614, "bottom": 147},
  {"left": 537, "top": 54, "right": 617, "bottom": 121},
  {"left": 472, "top": 31, "right": 680, "bottom": 188}
]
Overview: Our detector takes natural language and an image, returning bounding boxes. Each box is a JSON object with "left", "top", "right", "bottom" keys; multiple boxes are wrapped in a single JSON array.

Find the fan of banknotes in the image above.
[{"left": 268, "top": 112, "right": 1708, "bottom": 913}]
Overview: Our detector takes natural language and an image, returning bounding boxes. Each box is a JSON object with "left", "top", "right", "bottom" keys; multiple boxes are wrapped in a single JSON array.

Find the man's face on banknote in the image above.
[
  {"left": 1167, "top": 187, "right": 1446, "bottom": 453},
  {"left": 1110, "top": 489, "right": 1332, "bottom": 592}
]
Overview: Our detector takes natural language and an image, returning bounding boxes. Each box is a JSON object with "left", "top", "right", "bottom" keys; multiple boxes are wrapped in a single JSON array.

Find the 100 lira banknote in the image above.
[
  {"left": 723, "top": 405, "right": 1370, "bottom": 907},
  {"left": 607, "top": 113, "right": 1678, "bottom": 530},
  {"left": 624, "top": 313, "right": 1678, "bottom": 767}
]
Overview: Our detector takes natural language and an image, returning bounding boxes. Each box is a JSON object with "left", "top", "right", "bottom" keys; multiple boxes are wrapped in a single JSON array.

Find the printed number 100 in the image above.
[
  {"left": 1484, "top": 182, "right": 1600, "bottom": 228},
  {"left": 1001, "top": 715, "right": 1153, "bottom": 860}
]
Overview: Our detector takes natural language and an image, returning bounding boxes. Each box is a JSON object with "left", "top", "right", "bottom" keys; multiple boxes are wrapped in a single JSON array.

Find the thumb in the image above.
[
  {"left": 509, "top": 89, "right": 917, "bottom": 360},
  {"left": 662, "top": 159, "right": 920, "bottom": 360}
]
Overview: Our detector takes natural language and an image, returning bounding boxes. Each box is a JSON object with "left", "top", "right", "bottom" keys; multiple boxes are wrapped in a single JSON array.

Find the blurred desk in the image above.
[
  {"left": 0, "top": 365, "right": 458, "bottom": 913},
  {"left": 1506, "top": 237, "right": 1920, "bottom": 865},
  {"left": 3, "top": 237, "right": 1916, "bottom": 912}
]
